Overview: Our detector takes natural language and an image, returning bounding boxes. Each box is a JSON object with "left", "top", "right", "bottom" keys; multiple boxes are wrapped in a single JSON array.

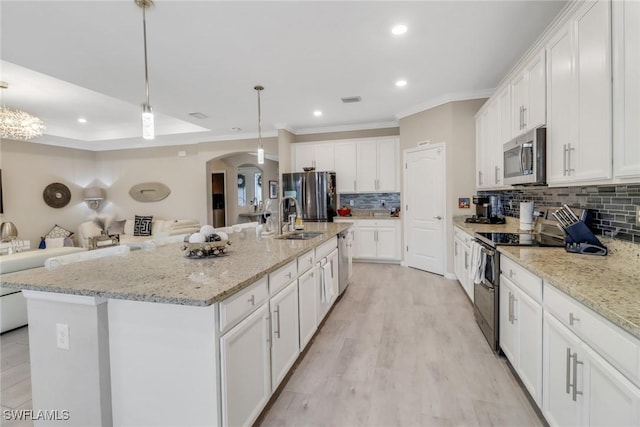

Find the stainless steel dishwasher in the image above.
[{"left": 338, "top": 228, "right": 353, "bottom": 294}]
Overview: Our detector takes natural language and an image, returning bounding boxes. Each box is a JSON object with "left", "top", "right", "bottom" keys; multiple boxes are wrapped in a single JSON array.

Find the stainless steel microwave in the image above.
[{"left": 503, "top": 127, "right": 546, "bottom": 186}]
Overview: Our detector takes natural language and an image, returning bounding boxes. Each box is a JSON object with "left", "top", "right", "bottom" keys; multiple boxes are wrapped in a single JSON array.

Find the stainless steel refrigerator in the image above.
[{"left": 281, "top": 171, "right": 336, "bottom": 222}]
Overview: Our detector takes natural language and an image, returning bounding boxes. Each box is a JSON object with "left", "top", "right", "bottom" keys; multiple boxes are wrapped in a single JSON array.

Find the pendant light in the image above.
[
  {"left": 254, "top": 85, "right": 265, "bottom": 164},
  {"left": 136, "top": 0, "right": 154, "bottom": 140}
]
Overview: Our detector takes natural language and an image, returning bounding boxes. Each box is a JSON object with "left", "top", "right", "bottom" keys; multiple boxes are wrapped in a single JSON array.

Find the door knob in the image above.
[{"left": 433, "top": 216, "right": 442, "bottom": 220}]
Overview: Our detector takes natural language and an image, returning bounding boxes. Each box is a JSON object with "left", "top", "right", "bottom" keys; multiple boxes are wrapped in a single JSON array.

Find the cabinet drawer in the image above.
[
  {"left": 315, "top": 236, "right": 338, "bottom": 260},
  {"left": 219, "top": 277, "right": 269, "bottom": 333},
  {"left": 297, "top": 250, "right": 316, "bottom": 274},
  {"left": 454, "top": 226, "right": 474, "bottom": 245},
  {"left": 500, "top": 256, "right": 542, "bottom": 302},
  {"left": 269, "top": 260, "right": 298, "bottom": 295},
  {"left": 544, "top": 282, "right": 640, "bottom": 386}
]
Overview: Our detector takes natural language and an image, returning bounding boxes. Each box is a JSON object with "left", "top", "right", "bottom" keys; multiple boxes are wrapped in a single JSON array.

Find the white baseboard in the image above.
[{"left": 444, "top": 272, "right": 457, "bottom": 281}]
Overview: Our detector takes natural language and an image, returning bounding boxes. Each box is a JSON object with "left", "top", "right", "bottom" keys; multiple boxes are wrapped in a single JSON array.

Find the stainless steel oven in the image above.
[{"left": 473, "top": 240, "right": 500, "bottom": 352}]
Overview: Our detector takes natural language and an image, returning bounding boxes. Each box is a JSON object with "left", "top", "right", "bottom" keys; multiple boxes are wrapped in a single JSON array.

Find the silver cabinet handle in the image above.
[
  {"left": 274, "top": 306, "right": 281, "bottom": 339},
  {"left": 494, "top": 166, "right": 499, "bottom": 184},
  {"left": 569, "top": 313, "right": 579, "bottom": 326},
  {"left": 354, "top": 180, "right": 357, "bottom": 191},
  {"left": 512, "top": 296, "right": 517, "bottom": 322},
  {"left": 248, "top": 295, "right": 255, "bottom": 306},
  {"left": 566, "top": 348, "right": 572, "bottom": 394},
  {"left": 433, "top": 216, "right": 442, "bottom": 220},
  {"left": 572, "top": 351, "right": 583, "bottom": 401},
  {"left": 509, "top": 269, "right": 515, "bottom": 279},
  {"left": 522, "top": 106, "right": 527, "bottom": 129},
  {"left": 286, "top": 272, "right": 292, "bottom": 279},
  {"left": 374, "top": 230, "right": 378, "bottom": 242},
  {"left": 464, "top": 252, "right": 468, "bottom": 270},
  {"left": 454, "top": 241, "right": 458, "bottom": 256},
  {"left": 508, "top": 293, "right": 513, "bottom": 323},
  {"left": 478, "top": 171, "right": 483, "bottom": 186},
  {"left": 563, "top": 144, "right": 568, "bottom": 176},
  {"left": 566, "top": 143, "right": 574, "bottom": 175}
]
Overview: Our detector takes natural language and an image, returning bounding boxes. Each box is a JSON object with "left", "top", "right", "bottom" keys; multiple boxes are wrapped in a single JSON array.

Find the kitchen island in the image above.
[{"left": 1, "top": 222, "right": 352, "bottom": 427}]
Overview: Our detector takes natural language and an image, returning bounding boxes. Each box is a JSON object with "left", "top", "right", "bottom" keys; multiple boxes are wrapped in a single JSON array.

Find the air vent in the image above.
[
  {"left": 188, "top": 112, "right": 208, "bottom": 119},
  {"left": 341, "top": 96, "right": 362, "bottom": 104}
]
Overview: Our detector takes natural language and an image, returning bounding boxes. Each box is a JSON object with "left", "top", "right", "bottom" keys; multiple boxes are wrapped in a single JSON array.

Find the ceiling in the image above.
[{"left": 1, "top": 1, "right": 567, "bottom": 151}]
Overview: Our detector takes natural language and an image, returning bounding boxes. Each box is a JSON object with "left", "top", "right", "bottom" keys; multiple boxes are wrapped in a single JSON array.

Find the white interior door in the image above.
[{"left": 403, "top": 144, "right": 445, "bottom": 275}]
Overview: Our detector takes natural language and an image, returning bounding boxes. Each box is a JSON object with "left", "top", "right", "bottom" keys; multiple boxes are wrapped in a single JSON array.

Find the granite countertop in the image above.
[
  {"left": 454, "top": 217, "right": 640, "bottom": 340},
  {"left": 1, "top": 222, "right": 353, "bottom": 307}
]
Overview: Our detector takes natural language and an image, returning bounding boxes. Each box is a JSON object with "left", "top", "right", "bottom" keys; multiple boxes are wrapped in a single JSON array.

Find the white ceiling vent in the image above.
[
  {"left": 341, "top": 96, "right": 362, "bottom": 104},
  {"left": 188, "top": 112, "right": 208, "bottom": 119}
]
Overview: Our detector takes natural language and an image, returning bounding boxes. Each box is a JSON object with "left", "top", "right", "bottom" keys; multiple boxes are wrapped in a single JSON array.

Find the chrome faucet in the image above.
[{"left": 278, "top": 196, "right": 302, "bottom": 235}]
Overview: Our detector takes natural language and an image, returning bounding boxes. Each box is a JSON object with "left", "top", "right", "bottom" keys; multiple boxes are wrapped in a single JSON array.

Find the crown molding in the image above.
[{"left": 293, "top": 120, "right": 399, "bottom": 136}]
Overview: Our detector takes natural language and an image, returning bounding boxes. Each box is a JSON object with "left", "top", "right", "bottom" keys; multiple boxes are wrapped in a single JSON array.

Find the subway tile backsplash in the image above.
[
  {"left": 339, "top": 193, "right": 401, "bottom": 210},
  {"left": 479, "top": 184, "right": 640, "bottom": 244}
]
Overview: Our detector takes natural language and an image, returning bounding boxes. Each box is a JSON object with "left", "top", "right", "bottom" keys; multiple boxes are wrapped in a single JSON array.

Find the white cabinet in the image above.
[
  {"left": 500, "top": 274, "right": 543, "bottom": 405},
  {"left": 297, "top": 266, "right": 318, "bottom": 350},
  {"left": 543, "top": 313, "right": 640, "bottom": 427},
  {"left": 453, "top": 226, "right": 473, "bottom": 301},
  {"left": 334, "top": 142, "right": 358, "bottom": 193},
  {"left": 613, "top": 0, "right": 640, "bottom": 178},
  {"left": 293, "top": 143, "right": 335, "bottom": 172},
  {"left": 511, "top": 50, "right": 546, "bottom": 137},
  {"left": 475, "top": 94, "right": 507, "bottom": 189},
  {"left": 317, "top": 249, "right": 339, "bottom": 323},
  {"left": 220, "top": 304, "right": 271, "bottom": 427},
  {"left": 269, "top": 281, "right": 299, "bottom": 390},
  {"left": 546, "top": 0, "right": 612, "bottom": 185},
  {"left": 353, "top": 220, "right": 401, "bottom": 261},
  {"left": 475, "top": 107, "right": 490, "bottom": 189},
  {"left": 356, "top": 139, "right": 398, "bottom": 192}
]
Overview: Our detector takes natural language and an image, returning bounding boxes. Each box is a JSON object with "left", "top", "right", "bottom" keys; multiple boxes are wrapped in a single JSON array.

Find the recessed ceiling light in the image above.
[
  {"left": 391, "top": 25, "right": 408, "bottom": 35},
  {"left": 395, "top": 80, "right": 408, "bottom": 87},
  {"left": 77, "top": 118, "right": 87, "bottom": 123},
  {"left": 313, "top": 110, "right": 323, "bottom": 117},
  {"left": 231, "top": 127, "right": 242, "bottom": 132}
]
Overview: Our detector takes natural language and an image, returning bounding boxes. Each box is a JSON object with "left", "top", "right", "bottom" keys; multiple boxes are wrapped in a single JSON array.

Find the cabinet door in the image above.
[
  {"left": 583, "top": 344, "right": 640, "bottom": 427},
  {"left": 314, "top": 144, "right": 335, "bottom": 172},
  {"left": 526, "top": 50, "right": 546, "bottom": 130},
  {"left": 516, "top": 286, "right": 543, "bottom": 406},
  {"left": 354, "top": 226, "right": 377, "bottom": 259},
  {"left": 294, "top": 144, "right": 315, "bottom": 172},
  {"left": 475, "top": 108, "right": 490, "bottom": 188},
  {"left": 543, "top": 313, "right": 582, "bottom": 427},
  {"left": 573, "top": 0, "right": 612, "bottom": 182},
  {"left": 327, "top": 249, "right": 340, "bottom": 304},
  {"left": 334, "top": 142, "right": 358, "bottom": 193},
  {"left": 270, "top": 281, "right": 300, "bottom": 390},
  {"left": 220, "top": 304, "right": 271, "bottom": 427},
  {"left": 613, "top": 0, "right": 640, "bottom": 178},
  {"left": 298, "top": 268, "right": 318, "bottom": 350},
  {"left": 546, "top": 23, "right": 575, "bottom": 184},
  {"left": 356, "top": 141, "right": 378, "bottom": 192},
  {"left": 500, "top": 278, "right": 517, "bottom": 365},
  {"left": 462, "top": 245, "right": 473, "bottom": 302},
  {"left": 454, "top": 238, "right": 465, "bottom": 284},
  {"left": 375, "top": 225, "right": 398, "bottom": 260},
  {"left": 511, "top": 73, "right": 527, "bottom": 136},
  {"left": 377, "top": 139, "right": 397, "bottom": 191}
]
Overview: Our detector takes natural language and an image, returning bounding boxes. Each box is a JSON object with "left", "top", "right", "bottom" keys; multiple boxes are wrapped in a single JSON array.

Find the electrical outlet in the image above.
[
  {"left": 349, "top": 200, "right": 354, "bottom": 207},
  {"left": 56, "top": 323, "right": 69, "bottom": 350},
  {"left": 636, "top": 205, "right": 640, "bottom": 226}
]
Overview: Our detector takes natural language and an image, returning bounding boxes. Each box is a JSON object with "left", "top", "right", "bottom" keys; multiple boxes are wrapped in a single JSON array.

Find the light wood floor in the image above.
[
  {"left": 259, "top": 263, "right": 542, "bottom": 427},
  {"left": 0, "top": 263, "right": 541, "bottom": 427}
]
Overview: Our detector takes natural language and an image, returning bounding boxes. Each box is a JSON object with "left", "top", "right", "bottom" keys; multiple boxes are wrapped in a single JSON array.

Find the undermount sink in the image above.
[{"left": 276, "top": 231, "right": 324, "bottom": 240}]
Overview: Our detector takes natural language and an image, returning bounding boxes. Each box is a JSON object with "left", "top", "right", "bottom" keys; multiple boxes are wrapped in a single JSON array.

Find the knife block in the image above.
[{"left": 563, "top": 221, "right": 608, "bottom": 256}]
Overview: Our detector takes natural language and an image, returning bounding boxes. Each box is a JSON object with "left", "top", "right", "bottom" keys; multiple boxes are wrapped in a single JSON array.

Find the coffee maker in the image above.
[{"left": 465, "top": 196, "right": 506, "bottom": 224}]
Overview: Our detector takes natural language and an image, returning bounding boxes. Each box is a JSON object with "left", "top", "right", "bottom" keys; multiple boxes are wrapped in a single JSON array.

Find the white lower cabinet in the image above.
[
  {"left": 317, "top": 249, "right": 339, "bottom": 324},
  {"left": 500, "top": 275, "right": 543, "bottom": 405},
  {"left": 220, "top": 304, "right": 271, "bottom": 427},
  {"left": 270, "top": 281, "right": 300, "bottom": 390},
  {"left": 543, "top": 312, "right": 640, "bottom": 427},
  {"left": 298, "top": 266, "right": 318, "bottom": 350},
  {"left": 453, "top": 227, "right": 473, "bottom": 301},
  {"left": 352, "top": 220, "right": 401, "bottom": 261}
]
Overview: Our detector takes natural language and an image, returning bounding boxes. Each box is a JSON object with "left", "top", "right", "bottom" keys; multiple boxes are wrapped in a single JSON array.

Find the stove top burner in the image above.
[
  {"left": 475, "top": 232, "right": 565, "bottom": 248},
  {"left": 465, "top": 216, "right": 507, "bottom": 224}
]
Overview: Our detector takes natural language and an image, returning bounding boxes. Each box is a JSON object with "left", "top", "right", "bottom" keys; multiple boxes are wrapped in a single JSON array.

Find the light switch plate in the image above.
[{"left": 56, "top": 323, "right": 69, "bottom": 350}]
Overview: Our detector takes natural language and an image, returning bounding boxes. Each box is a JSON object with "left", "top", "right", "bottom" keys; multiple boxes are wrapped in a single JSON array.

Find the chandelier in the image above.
[{"left": 0, "top": 82, "right": 46, "bottom": 140}]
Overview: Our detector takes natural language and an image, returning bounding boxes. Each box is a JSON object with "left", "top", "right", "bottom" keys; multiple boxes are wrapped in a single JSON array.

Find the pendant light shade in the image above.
[
  {"left": 255, "top": 85, "right": 265, "bottom": 165},
  {"left": 137, "top": 0, "right": 154, "bottom": 140}
]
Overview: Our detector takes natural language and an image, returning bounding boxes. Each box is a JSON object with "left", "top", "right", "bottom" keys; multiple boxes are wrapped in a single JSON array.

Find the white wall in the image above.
[{"left": 0, "top": 139, "right": 98, "bottom": 246}]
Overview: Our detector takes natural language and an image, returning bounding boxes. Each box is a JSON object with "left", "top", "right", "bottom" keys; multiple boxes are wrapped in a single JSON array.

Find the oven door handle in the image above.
[{"left": 480, "top": 246, "right": 495, "bottom": 257}]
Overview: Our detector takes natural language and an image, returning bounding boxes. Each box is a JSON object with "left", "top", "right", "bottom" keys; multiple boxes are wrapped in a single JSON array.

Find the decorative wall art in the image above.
[
  {"left": 129, "top": 182, "right": 171, "bottom": 202},
  {"left": 43, "top": 182, "right": 71, "bottom": 208}
]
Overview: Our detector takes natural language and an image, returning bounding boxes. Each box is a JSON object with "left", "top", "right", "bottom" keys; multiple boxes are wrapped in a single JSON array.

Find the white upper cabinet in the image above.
[
  {"left": 546, "top": 0, "right": 612, "bottom": 185},
  {"left": 356, "top": 139, "right": 398, "bottom": 192},
  {"left": 613, "top": 0, "right": 640, "bottom": 178},
  {"left": 293, "top": 143, "right": 335, "bottom": 172},
  {"left": 475, "top": 106, "right": 490, "bottom": 189},
  {"left": 475, "top": 94, "right": 506, "bottom": 189},
  {"left": 334, "top": 142, "right": 358, "bottom": 193},
  {"left": 357, "top": 141, "right": 379, "bottom": 192},
  {"left": 511, "top": 50, "right": 547, "bottom": 137}
]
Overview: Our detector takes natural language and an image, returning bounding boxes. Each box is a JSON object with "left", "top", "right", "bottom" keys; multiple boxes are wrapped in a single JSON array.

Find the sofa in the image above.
[
  {"left": 77, "top": 218, "right": 200, "bottom": 249},
  {"left": 0, "top": 246, "right": 87, "bottom": 333}
]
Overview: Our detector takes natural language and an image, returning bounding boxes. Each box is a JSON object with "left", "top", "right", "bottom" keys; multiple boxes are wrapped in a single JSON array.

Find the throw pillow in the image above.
[
  {"left": 108, "top": 219, "right": 126, "bottom": 235},
  {"left": 133, "top": 215, "right": 153, "bottom": 236},
  {"left": 45, "top": 237, "right": 65, "bottom": 249},
  {"left": 45, "top": 224, "right": 74, "bottom": 239}
]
